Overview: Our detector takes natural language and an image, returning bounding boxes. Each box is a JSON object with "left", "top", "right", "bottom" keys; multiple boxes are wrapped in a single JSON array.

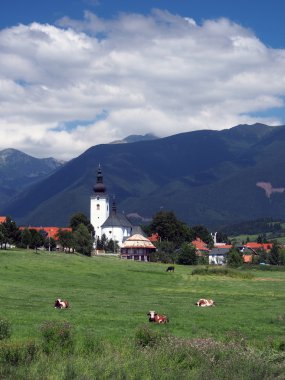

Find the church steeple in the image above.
[
  {"left": 93, "top": 165, "right": 106, "bottom": 193},
  {"left": 112, "top": 198, "right": 117, "bottom": 214}
]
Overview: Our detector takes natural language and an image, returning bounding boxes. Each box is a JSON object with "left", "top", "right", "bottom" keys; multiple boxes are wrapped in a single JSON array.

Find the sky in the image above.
[{"left": 1, "top": 0, "right": 285, "bottom": 160}]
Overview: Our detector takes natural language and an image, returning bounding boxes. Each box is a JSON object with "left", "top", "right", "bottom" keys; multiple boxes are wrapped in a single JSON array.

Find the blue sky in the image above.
[
  {"left": 1, "top": 0, "right": 285, "bottom": 158},
  {"left": 2, "top": 0, "right": 285, "bottom": 48}
]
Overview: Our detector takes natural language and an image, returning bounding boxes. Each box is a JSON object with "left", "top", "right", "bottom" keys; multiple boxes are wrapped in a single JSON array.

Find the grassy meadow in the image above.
[{"left": 0, "top": 249, "right": 285, "bottom": 379}]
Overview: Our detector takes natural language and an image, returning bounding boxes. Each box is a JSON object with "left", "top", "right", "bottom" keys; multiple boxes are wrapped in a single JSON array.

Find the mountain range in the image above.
[
  {"left": 1, "top": 123, "right": 285, "bottom": 228},
  {"left": 0, "top": 148, "right": 64, "bottom": 209}
]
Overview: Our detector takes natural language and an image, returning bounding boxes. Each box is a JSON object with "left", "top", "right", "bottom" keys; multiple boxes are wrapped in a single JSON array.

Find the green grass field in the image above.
[{"left": 1, "top": 249, "right": 285, "bottom": 349}]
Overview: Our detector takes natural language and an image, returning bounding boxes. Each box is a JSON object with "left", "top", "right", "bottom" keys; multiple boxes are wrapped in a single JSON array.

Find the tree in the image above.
[
  {"left": 268, "top": 242, "right": 281, "bottom": 265},
  {"left": 151, "top": 241, "right": 177, "bottom": 263},
  {"left": 191, "top": 225, "right": 214, "bottom": 247},
  {"left": 96, "top": 234, "right": 108, "bottom": 250},
  {"left": 73, "top": 224, "right": 93, "bottom": 256},
  {"left": 106, "top": 239, "right": 119, "bottom": 253},
  {"left": 279, "top": 248, "right": 285, "bottom": 266},
  {"left": 145, "top": 211, "right": 193, "bottom": 248},
  {"left": 1, "top": 217, "right": 20, "bottom": 248},
  {"left": 227, "top": 248, "right": 243, "bottom": 267},
  {"left": 69, "top": 213, "right": 95, "bottom": 237},
  {"left": 216, "top": 231, "right": 229, "bottom": 244},
  {"left": 30, "top": 229, "right": 45, "bottom": 252},
  {"left": 44, "top": 237, "right": 57, "bottom": 252},
  {"left": 0, "top": 225, "right": 5, "bottom": 249},
  {"left": 56, "top": 229, "right": 74, "bottom": 252},
  {"left": 20, "top": 228, "right": 32, "bottom": 249},
  {"left": 176, "top": 243, "right": 197, "bottom": 265}
]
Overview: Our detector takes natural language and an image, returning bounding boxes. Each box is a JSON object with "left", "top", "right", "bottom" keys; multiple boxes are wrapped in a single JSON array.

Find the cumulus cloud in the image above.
[{"left": 1, "top": 10, "right": 285, "bottom": 159}]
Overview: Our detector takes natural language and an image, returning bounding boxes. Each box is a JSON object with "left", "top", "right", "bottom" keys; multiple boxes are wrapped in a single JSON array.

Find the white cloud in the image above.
[{"left": 0, "top": 10, "right": 285, "bottom": 159}]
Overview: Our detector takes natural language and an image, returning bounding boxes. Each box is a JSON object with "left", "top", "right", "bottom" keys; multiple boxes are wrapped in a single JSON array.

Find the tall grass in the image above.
[{"left": 0, "top": 325, "right": 284, "bottom": 379}]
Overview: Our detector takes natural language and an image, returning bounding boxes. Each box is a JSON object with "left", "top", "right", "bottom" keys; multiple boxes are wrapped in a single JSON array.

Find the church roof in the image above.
[
  {"left": 121, "top": 234, "right": 156, "bottom": 249},
  {"left": 101, "top": 212, "right": 133, "bottom": 228}
]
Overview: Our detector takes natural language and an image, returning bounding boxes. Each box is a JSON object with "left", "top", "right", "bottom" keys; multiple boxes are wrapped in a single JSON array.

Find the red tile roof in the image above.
[
  {"left": 191, "top": 238, "right": 209, "bottom": 251},
  {"left": 0, "top": 216, "right": 7, "bottom": 223},
  {"left": 245, "top": 242, "right": 273, "bottom": 251}
]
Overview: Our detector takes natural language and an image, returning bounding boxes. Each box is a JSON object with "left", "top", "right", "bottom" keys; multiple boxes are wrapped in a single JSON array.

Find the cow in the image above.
[
  {"left": 195, "top": 299, "right": 215, "bottom": 307},
  {"left": 166, "top": 266, "right": 175, "bottom": 272},
  {"left": 147, "top": 310, "right": 169, "bottom": 324},
  {"left": 54, "top": 299, "right": 69, "bottom": 309}
]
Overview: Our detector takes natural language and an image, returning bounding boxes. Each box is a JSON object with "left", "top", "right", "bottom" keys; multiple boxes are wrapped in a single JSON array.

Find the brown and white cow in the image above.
[
  {"left": 195, "top": 299, "right": 215, "bottom": 307},
  {"left": 147, "top": 310, "right": 169, "bottom": 324},
  {"left": 54, "top": 299, "right": 69, "bottom": 309}
]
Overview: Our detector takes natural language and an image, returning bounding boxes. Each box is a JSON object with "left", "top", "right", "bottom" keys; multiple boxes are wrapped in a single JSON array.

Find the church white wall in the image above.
[
  {"left": 102, "top": 226, "right": 132, "bottom": 246},
  {"left": 90, "top": 195, "right": 109, "bottom": 239}
]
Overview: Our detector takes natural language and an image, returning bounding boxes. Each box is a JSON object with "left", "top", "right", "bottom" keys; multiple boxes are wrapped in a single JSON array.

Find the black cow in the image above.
[{"left": 166, "top": 266, "right": 175, "bottom": 272}]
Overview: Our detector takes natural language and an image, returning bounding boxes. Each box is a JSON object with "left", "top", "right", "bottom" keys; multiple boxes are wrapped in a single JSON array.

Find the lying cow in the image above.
[
  {"left": 147, "top": 310, "right": 169, "bottom": 324},
  {"left": 195, "top": 299, "right": 215, "bottom": 307},
  {"left": 54, "top": 298, "right": 69, "bottom": 309},
  {"left": 166, "top": 266, "right": 175, "bottom": 272}
]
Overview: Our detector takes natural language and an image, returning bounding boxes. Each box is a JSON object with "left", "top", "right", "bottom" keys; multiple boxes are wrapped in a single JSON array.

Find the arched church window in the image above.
[{"left": 97, "top": 204, "right": 100, "bottom": 210}]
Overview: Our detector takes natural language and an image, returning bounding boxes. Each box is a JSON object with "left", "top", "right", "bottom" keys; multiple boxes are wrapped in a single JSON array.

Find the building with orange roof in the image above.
[
  {"left": 191, "top": 238, "right": 209, "bottom": 251},
  {"left": 0, "top": 216, "right": 7, "bottom": 223},
  {"left": 245, "top": 242, "right": 273, "bottom": 252},
  {"left": 148, "top": 233, "right": 160, "bottom": 242},
  {"left": 120, "top": 234, "right": 156, "bottom": 261}
]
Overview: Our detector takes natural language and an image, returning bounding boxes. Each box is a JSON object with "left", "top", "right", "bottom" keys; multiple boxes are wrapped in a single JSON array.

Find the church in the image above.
[{"left": 90, "top": 166, "right": 140, "bottom": 246}]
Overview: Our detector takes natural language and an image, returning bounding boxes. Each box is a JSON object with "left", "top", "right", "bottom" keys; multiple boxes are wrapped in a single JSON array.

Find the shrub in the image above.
[
  {"left": 40, "top": 320, "right": 74, "bottom": 354},
  {"left": 0, "top": 318, "right": 12, "bottom": 340},
  {"left": 134, "top": 324, "right": 165, "bottom": 348},
  {"left": 0, "top": 340, "right": 39, "bottom": 366}
]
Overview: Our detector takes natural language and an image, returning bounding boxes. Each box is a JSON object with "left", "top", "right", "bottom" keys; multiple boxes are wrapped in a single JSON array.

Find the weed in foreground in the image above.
[
  {"left": 40, "top": 320, "right": 74, "bottom": 355},
  {"left": 0, "top": 318, "right": 12, "bottom": 340}
]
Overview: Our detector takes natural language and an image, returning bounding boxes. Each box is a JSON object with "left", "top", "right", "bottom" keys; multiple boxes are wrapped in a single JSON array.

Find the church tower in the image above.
[{"left": 90, "top": 165, "right": 109, "bottom": 240}]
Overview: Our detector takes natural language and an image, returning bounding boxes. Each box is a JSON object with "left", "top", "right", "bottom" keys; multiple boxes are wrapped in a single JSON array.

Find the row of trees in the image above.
[
  {"left": 143, "top": 211, "right": 214, "bottom": 248},
  {"left": 143, "top": 211, "right": 213, "bottom": 265},
  {"left": 0, "top": 214, "right": 96, "bottom": 257}
]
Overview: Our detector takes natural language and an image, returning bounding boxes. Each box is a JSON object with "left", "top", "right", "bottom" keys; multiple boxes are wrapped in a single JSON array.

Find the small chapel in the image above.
[{"left": 90, "top": 166, "right": 140, "bottom": 246}]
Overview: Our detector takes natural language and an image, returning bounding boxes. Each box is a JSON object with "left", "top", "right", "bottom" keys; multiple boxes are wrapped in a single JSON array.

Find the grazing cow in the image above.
[
  {"left": 195, "top": 299, "right": 215, "bottom": 307},
  {"left": 166, "top": 266, "right": 175, "bottom": 272},
  {"left": 54, "top": 299, "right": 69, "bottom": 309},
  {"left": 147, "top": 310, "right": 169, "bottom": 324}
]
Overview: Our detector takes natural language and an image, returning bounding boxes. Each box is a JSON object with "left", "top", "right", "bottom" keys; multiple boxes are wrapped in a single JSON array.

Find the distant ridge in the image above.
[
  {"left": 0, "top": 148, "right": 65, "bottom": 209},
  {"left": 2, "top": 123, "right": 285, "bottom": 229},
  {"left": 110, "top": 133, "right": 158, "bottom": 144}
]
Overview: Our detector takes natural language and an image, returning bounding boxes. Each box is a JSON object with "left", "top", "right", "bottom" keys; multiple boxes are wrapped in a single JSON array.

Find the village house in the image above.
[
  {"left": 191, "top": 237, "right": 210, "bottom": 257},
  {"left": 120, "top": 234, "right": 156, "bottom": 261},
  {"left": 208, "top": 245, "right": 232, "bottom": 265}
]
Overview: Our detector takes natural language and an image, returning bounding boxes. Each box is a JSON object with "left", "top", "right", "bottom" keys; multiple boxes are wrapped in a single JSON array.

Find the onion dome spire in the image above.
[{"left": 93, "top": 164, "right": 106, "bottom": 193}]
